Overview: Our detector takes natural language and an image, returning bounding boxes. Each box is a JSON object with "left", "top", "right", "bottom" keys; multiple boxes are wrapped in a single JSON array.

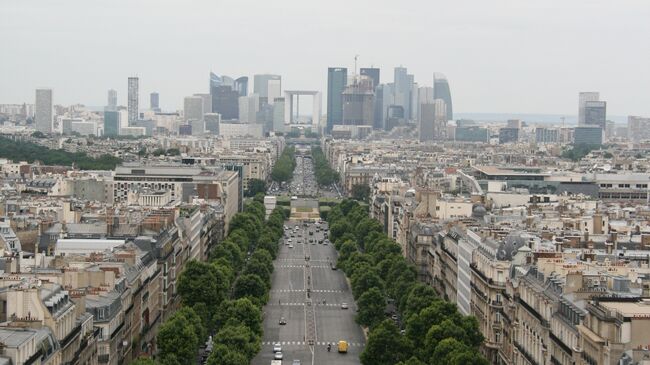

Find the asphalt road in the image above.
[{"left": 251, "top": 221, "right": 365, "bottom": 365}]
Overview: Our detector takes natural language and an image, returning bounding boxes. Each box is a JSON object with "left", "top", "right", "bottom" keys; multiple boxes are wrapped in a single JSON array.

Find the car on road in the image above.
[
  {"left": 338, "top": 340, "right": 348, "bottom": 353},
  {"left": 341, "top": 303, "right": 348, "bottom": 309},
  {"left": 273, "top": 343, "right": 282, "bottom": 353},
  {"left": 274, "top": 351, "right": 283, "bottom": 360},
  {"left": 279, "top": 317, "right": 287, "bottom": 325},
  {"left": 289, "top": 244, "right": 294, "bottom": 249},
  {"left": 292, "top": 360, "right": 301, "bottom": 365},
  {"left": 331, "top": 265, "right": 337, "bottom": 270}
]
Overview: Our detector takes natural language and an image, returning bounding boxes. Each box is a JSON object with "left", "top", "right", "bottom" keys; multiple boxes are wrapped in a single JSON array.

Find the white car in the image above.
[
  {"left": 289, "top": 244, "right": 294, "bottom": 249},
  {"left": 273, "top": 343, "right": 282, "bottom": 353},
  {"left": 274, "top": 351, "right": 283, "bottom": 360},
  {"left": 341, "top": 303, "right": 349, "bottom": 309}
]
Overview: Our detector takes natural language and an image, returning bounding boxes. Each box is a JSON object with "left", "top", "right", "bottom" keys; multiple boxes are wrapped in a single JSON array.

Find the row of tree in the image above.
[
  {"left": 327, "top": 200, "right": 488, "bottom": 365},
  {"left": 311, "top": 146, "right": 339, "bottom": 186},
  {"left": 271, "top": 146, "right": 296, "bottom": 182},
  {"left": 136, "top": 198, "right": 287, "bottom": 365},
  {"left": 0, "top": 136, "right": 122, "bottom": 170}
]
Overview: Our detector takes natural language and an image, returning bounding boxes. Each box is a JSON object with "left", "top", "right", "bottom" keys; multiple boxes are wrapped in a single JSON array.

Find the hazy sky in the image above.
[{"left": 1, "top": 0, "right": 649, "bottom": 116}]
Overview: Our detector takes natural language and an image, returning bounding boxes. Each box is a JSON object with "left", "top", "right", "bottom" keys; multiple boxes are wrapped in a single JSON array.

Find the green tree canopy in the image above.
[
  {"left": 360, "top": 319, "right": 413, "bottom": 365},
  {"left": 356, "top": 287, "right": 386, "bottom": 328}
]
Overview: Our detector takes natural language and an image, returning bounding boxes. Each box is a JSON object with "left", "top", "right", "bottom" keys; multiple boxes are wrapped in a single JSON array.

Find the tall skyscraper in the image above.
[
  {"left": 238, "top": 94, "right": 260, "bottom": 123},
  {"left": 393, "top": 67, "right": 413, "bottom": 120},
  {"left": 234, "top": 77, "right": 249, "bottom": 97},
  {"left": 150, "top": 92, "right": 159, "bottom": 111},
  {"left": 584, "top": 100, "right": 606, "bottom": 129},
  {"left": 193, "top": 93, "right": 212, "bottom": 118},
  {"left": 205, "top": 113, "right": 221, "bottom": 134},
  {"left": 327, "top": 67, "right": 347, "bottom": 132},
  {"left": 433, "top": 73, "right": 453, "bottom": 120},
  {"left": 342, "top": 77, "right": 375, "bottom": 126},
  {"left": 273, "top": 97, "right": 285, "bottom": 132},
  {"left": 578, "top": 92, "right": 600, "bottom": 125},
  {"left": 419, "top": 103, "right": 436, "bottom": 141},
  {"left": 35, "top": 88, "right": 53, "bottom": 133},
  {"left": 107, "top": 89, "right": 117, "bottom": 111},
  {"left": 360, "top": 68, "right": 380, "bottom": 89},
  {"left": 184, "top": 96, "right": 204, "bottom": 122},
  {"left": 210, "top": 73, "right": 239, "bottom": 120},
  {"left": 267, "top": 79, "right": 281, "bottom": 105},
  {"left": 127, "top": 77, "right": 139, "bottom": 125},
  {"left": 253, "top": 74, "right": 281, "bottom": 99},
  {"left": 104, "top": 110, "right": 120, "bottom": 136}
]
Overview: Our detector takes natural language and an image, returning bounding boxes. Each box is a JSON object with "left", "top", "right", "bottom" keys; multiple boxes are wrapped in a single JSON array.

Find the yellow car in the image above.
[{"left": 338, "top": 340, "right": 348, "bottom": 353}]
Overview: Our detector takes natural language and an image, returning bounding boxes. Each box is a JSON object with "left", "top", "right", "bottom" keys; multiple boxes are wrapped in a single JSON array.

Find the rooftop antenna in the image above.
[{"left": 354, "top": 55, "right": 359, "bottom": 83}]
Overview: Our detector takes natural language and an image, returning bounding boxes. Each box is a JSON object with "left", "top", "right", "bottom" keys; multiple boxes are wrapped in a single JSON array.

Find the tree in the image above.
[
  {"left": 245, "top": 179, "right": 267, "bottom": 197},
  {"left": 360, "top": 319, "right": 413, "bottom": 365},
  {"left": 402, "top": 283, "right": 439, "bottom": 320},
  {"left": 206, "top": 344, "right": 248, "bottom": 365},
  {"left": 157, "top": 315, "right": 199, "bottom": 365},
  {"left": 250, "top": 249, "right": 273, "bottom": 273},
  {"left": 357, "top": 287, "right": 386, "bottom": 328},
  {"left": 350, "top": 184, "right": 370, "bottom": 202},
  {"left": 233, "top": 274, "right": 268, "bottom": 305},
  {"left": 177, "top": 260, "right": 230, "bottom": 310},
  {"left": 209, "top": 241, "right": 244, "bottom": 271},
  {"left": 351, "top": 270, "right": 384, "bottom": 299},
  {"left": 406, "top": 300, "right": 461, "bottom": 353},
  {"left": 174, "top": 306, "right": 206, "bottom": 344},
  {"left": 31, "top": 131, "right": 46, "bottom": 138},
  {"left": 429, "top": 338, "right": 488, "bottom": 365},
  {"left": 244, "top": 258, "right": 271, "bottom": 288},
  {"left": 396, "top": 357, "right": 427, "bottom": 365},
  {"left": 131, "top": 358, "right": 157, "bottom": 365},
  {"left": 214, "top": 324, "right": 260, "bottom": 361},
  {"left": 219, "top": 298, "right": 263, "bottom": 336}
]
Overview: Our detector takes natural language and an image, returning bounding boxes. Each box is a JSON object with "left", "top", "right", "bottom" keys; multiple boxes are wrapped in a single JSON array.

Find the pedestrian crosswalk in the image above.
[
  {"left": 270, "top": 289, "right": 344, "bottom": 293},
  {"left": 261, "top": 341, "right": 364, "bottom": 347},
  {"left": 276, "top": 265, "right": 331, "bottom": 269}
]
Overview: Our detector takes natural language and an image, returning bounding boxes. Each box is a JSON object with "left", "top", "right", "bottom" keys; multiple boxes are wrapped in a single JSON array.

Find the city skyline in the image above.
[{"left": 1, "top": 0, "right": 648, "bottom": 115}]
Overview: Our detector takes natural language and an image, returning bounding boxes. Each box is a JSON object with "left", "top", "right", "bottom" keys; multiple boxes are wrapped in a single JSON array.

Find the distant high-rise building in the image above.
[
  {"left": 273, "top": 97, "right": 285, "bottom": 132},
  {"left": 127, "top": 77, "right": 139, "bottom": 125},
  {"left": 150, "top": 92, "right": 159, "bottom": 111},
  {"left": 574, "top": 126, "right": 603, "bottom": 145},
  {"left": 341, "top": 77, "right": 375, "bottom": 126},
  {"left": 455, "top": 126, "right": 488, "bottom": 142},
  {"left": 535, "top": 127, "right": 559, "bottom": 143},
  {"left": 190, "top": 119, "right": 205, "bottom": 135},
  {"left": 326, "top": 67, "right": 347, "bottom": 133},
  {"left": 35, "top": 88, "right": 53, "bottom": 133},
  {"left": 374, "top": 84, "right": 385, "bottom": 130},
  {"left": 584, "top": 100, "right": 606, "bottom": 129},
  {"left": 267, "top": 79, "right": 281, "bottom": 105},
  {"left": 253, "top": 74, "right": 281, "bottom": 99},
  {"left": 628, "top": 116, "right": 650, "bottom": 142},
  {"left": 184, "top": 96, "right": 204, "bottom": 122},
  {"left": 433, "top": 99, "right": 448, "bottom": 139},
  {"left": 419, "top": 103, "right": 436, "bottom": 141},
  {"left": 499, "top": 128, "right": 519, "bottom": 144},
  {"left": 107, "top": 89, "right": 117, "bottom": 111},
  {"left": 205, "top": 113, "right": 221, "bottom": 134},
  {"left": 193, "top": 93, "right": 212, "bottom": 118},
  {"left": 433, "top": 73, "right": 453, "bottom": 120},
  {"left": 507, "top": 119, "right": 522, "bottom": 129},
  {"left": 578, "top": 92, "right": 600, "bottom": 125},
  {"left": 104, "top": 110, "right": 120, "bottom": 136},
  {"left": 234, "top": 77, "right": 248, "bottom": 97},
  {"left": 238, "top": 94, "right": 260, "bottom": 123},
  {"left": 393, "top": 67, "right": 413, "bottom": 120},
  {"left": 360, "top": 68, "right": 380, "bottom": 89}
]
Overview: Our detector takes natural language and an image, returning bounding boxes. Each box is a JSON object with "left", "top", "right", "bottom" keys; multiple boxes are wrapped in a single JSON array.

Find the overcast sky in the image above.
[{"left": 1, "top": 0, "right": 648, "bottom": 116}]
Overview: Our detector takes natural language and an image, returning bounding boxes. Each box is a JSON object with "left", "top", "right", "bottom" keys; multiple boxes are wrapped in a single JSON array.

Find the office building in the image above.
[
  {"left": 190, "top": 119, "right": 205, "bottom": 135},
  {"left": 184, "top": 96, "right": 204, "bottom": 122},
  {"left": 210, "top": 72, "right": 239, "bottom": 120},
  {"left": 104, "top": 110, "right": 120, "bottom": 136},
  {"left": 273, "top": 97, "right": 285, "bottom": 132},
  {"left": 433, "top": 73, "right": 453, "bottom": 120},
  {"left": 267, "top": 79, "right": 281, "bottom": 105},
  {"left": 327, "top": 67, "right": 348, "bottom": 132},
  {"left": 360, "top": 68, "right": 380, "bottom": 89},
  {"left": 35, "top": 88, "right": 53, "bottom": 133},
  {"left": 127, "top": 77, "right": 139, "bottom": 125},
  {"left": 150, "top": 92, "right": 159, "bottom": 111},
  {"left": 205, "top": 113, "right": 221, "bottom": 134},
  {"left": 498, "top": 127, "right": 519, "bottom": 144},
  {"left": 107, "top": 89, "right": 117, "bottom": 111},
  {"left": 374, "top": 84, "right": 386, "bottom": 130},
  {"left": 433, "top": 99, "right": 448, "bottom": 139},
  {"left": 627, "top": 116, "right": 650, "bottom": 142},
  {"left": 234, "top": 76, "right": 248, "bottom": 97},
  {"left": 507, "top": 119, "right": 522, "bottom": 129},
  {"left": 584, "top": 100, "right": 606, "bottom": 129},
  {"left": 574, "top": 126, "right": 603, "bottom": 145},
  {"left": 341, "top": 77, "right": 375, "bottom": 126},
  {"left": 578, "top": 92, "right": 600, "bottom": 125},
  {"left": 393, "top": 67, "right": 413, "bottom": 120},
  {"left": 238, "top": 94, "right": 260, "bottom": 123},
  {"left": 419, "top": 103, "right": 435, "bottom": 141},
  {"left": 193, "top": 93, "right": 212, "bottom": 118},
  {"left": 455, "top": 126, "right": 488, "bottom": 142},
  {"left": 253, "top": 74, "right": 281, "bottom": 99},
  {"left": 535, "top": 127, "right": 559, "bottom": 143}
]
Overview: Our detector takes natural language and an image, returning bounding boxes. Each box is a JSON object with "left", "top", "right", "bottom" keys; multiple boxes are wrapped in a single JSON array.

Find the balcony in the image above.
[
  {"left": 514, "top": 341, "right": 540, "bottom": 365},
  {"left": 470, "top": 262, "right": 506, "bottom": 289}
]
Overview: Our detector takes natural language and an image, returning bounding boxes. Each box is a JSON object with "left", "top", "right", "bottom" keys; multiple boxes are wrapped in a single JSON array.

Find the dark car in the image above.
[{"left": 279, "top": 317, "right": 287, "bottom": 325}]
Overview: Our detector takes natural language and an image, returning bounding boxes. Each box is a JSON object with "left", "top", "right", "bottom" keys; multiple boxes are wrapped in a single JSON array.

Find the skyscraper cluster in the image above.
[{"left": 327, "top": 65, "right": 453, "bottom": 140}]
